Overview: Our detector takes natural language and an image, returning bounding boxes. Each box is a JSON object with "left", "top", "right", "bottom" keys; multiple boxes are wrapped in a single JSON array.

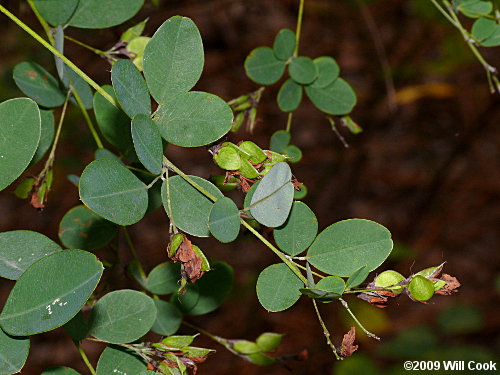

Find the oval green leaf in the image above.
[
  {"left": 151, "top": 299, "right": 182, "bottom": 336},
  {"left": 277, "top": 79, "right": 303, "bottom": 112},
  {"left": 79, "top": 159, "right": 149, "bottom": 225},
  {"left": 250, "top": 162, "right": 294, "bottom": 228},
  {"left": 68, "top": 0, "right": 144, "bottom": 29},
  {"left": 96, "top": 346, "right": 146, "bottom": 375},
  {"left": 273, "top": 29, "right": 296, "bottom": 61},
  {"left": 41, "top": 367, "right": 81, "bottom": 375},
  {"left": 408, "top": 275, "right": 435, "bottom": 302},
  {"left": 89, "top": 289, "right": 156, "bottom": 344},
  {"left": 457, "top": 0, "right": 493, "bottom": 18},
  {"left": 161, "top": 175, "right": 223, "bottom": 237},
  {"left": 62, "top": 66, "right": 93, "bottom": 109},
  {"left": 289, "top": 56, "right": 317, "bottom": 85},
  {"left": 310, "top": 56, "right": 340, "bottom": 88},
  {"left": 112, "top": 60, "right": 151, "bottom": 118},
  {"left": 0, "top": 230, "right": 62, "bottom": 280},
  {"left": 316, "top": 276, "right": 345, "bottom": 296},
  {"left": 345, "top": 265, "right": 370, "bottom": 289},
  {"left": 173, "top": 262, "right": 233, "bottom": 315},
  {"left": 0, "top": 98, "right": 40, "bottom": 191},
  {"left": 154, "top": 91, "right": 233, "bottom": 147},
  {"left": 305, "top": 78, "right": 357, "bottom": 115},
  {"left": 143, "top": 16, "right": 204, "bottom": 104},
  {"left": 256, "top": 263, "right": 302, "bottom": 312},
  {"left": 209, "top": 197, "right": 241, "bottom": 243},
  {"left": 0, "top": 250, "right": 103, "bottom": 336},
  {"left": 284, "top": 144, "right": 302, "bottom": 163},
  {"left": 472, "top": 17, "right": 500, "bottom": 47},
  {"left": 273, "top": 202, "right": 317, "bottom": 256},
  {"left": 245, "top": 47, "right": 286, "bottom": 85},
  {"left": 28, "top": 109, "right": 55, "bottom": 167},
  {"left": 145, "top": 262, "right": 181, "bottom": 295},
  {"left": 58, "top": 205, "right": 118, "bottom": 250},
  {"left": 307, "top": 219, "right": 393, "bottom": 277},
  {"left": 131, "top": 114, "right": 163, "bottom": 174},
  {"left": 93, "top": 86, "right": 136, "bottom": 160},
  {"left": 0, "top": 328, "right": 29, "bottom": 375},
  {"left": 13, "top": 62, "right": 65, "bottom": 108},
  {"left": 270, "top": 130, "right": 291, "bottom": 153},
  {"left": 32, "top": 0, "right": 79, "bottom": 26}
]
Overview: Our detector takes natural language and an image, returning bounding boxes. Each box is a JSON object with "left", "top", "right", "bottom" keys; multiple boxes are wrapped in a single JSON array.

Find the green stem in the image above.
[
  {"left": 294, "top": 0, "right": 306, "bottom": 56},
  {"left": 64, "top": 35, "right": 111, "bottom": 58},
  {"left": 182, "top": 321, "right": 234, "bottom": 352},
  {"left": 162, "top": 166, "right": 178, "bottom": 234},
  {"left": 312, "top": 299, "right": 341, "bottom": 360},
  {"left": 76, "top": 343, "right": 97, "bottom": 375},
  {"left": 26, "top": 0, "right": 54, "bottom": 45},
  {"left": 71, "top": 84, "right": 104, "bottom": 148},
  {"left": 285, "top": 113, "right": 293, "bottom": 133},
  {"left": 0, "top": 5, "right": 118, "bottom": 107},
  {"left": 339, "top": 298, "right": 380, "bottom": 340},
  {"left": 122, "top": 227, "right": 147, "bottom": 280},
  {"left": 126, "top": 165, "right": 157, "bottom": 177}
]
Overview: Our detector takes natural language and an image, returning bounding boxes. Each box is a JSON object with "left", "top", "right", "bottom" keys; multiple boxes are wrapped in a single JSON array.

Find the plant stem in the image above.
[
  {"left": 294, "top": 0, "right": 306, "bottom": 56},
  {"left": 339, "top": 298, "right": 380, "bottom": 340},
  {"left": 122, "top": 226, "right": 147, "bottom": 280},
  {"left": 312, "top": 299, "right": 341, "bottom": 360},
  {"left": 285, "top": 112, "right": 293, "bottom": 133},
  {"left": 64, "top": 35, "right": 110, "bottom": 58},
  {"left": 182, "top": 321, "right": 234, "bottom": 352},
  {"left": 26, "top": 0, "right": 54, "bottom": 45},
  {"left": 126, "top": 165, "right": 157, "bottom": 177},
  {"left": 162, "top": 166, "right": 178, "bottom": 234},
  {"left": 76, "top": 343, "right": 97, "bottom": 375},
  {"left": 0, "top": 4, "right": 118, "bottom": 107},
  {"left": 72, "top": 84, "right": 104, "bottom": 148},
  {"left": 46, "top": 91, "right": 70, "bottom": 167}
]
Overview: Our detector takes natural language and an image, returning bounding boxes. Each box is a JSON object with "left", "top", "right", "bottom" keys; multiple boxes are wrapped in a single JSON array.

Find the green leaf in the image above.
[
  {"left": 414, "top": 262, "right": 445, "bottom": 279},
  {"left": 14, "top": 178, "right": 35, "bottom": 199},
  {"left": 375, "top": 270, "right": 405, "bottom": 293},
  {"left": 173, "top": 262, "right": 233, "bottom": 315},
  {"left": 305, "top": 78, "right": 357, "bottom": 115},
  {"left": 96, "top": 346, "right": 146, "bottom": 375},
  {"left": 79, "top": 159, "right": 149, "bottom": 226},
  {"left": 94, "top": 148, "right": 122, "bottom": 163},
  {"left": 13, "top": 62, "right": 65, "bottom": 108},
  {"left": 162, "top": 175, "right": 223, "bottom": 237},
  {"left": 0, "top": 250, "right": 103, "bottom": 336},
  {"left": 209, "top": 197, "right": 241, "bottom": 243},
  {"left": 408, "top": 275, "right": 434, "bottom": 301},
  {"left": 294, "top": 183, "right": 307, "bottom": 200},
  {"left": 146, "top": 262, "right": 181, "bottom": 295},
  {"left": 151, "top": 299, "right": 182, "bottom": 336},
  {"left": 112, "top": 60, "right": 151, "bottom": 118},
  {"left": 93, "top": 86, "right": 136, "bottom": 160},
  {"left": 471, "top": 17, "right": 500, "bottom": 47},
  {"left": 28, "top": 109, "right": 55, "bottom": 167},
  {"left": 128, "top": 36, "right": 151, "bottom": 71},
  {"left": 245, "top": 47, "right": 286, "bottom": 85},
  {"left": 214, "top": 146, "right": 241, "bottom": 170},
  {"left": 250, "top": 162, "right": 294, "bottom": 228},
  {"left": 316, "top": 276, "right": 345, "bottom": 298},
  {"left": 162, "top": 334, "right": 196, "bottom": 348},
  {"left": 41, "top": 367, "right": 80, "bottom": 375},
  {"left": 154, "top": 91, "right": 233, "bottom": 147},
  {"left": 284, "top": 145, "right": 302, "bottom": 163},
  {"left": 299, "top": 287, "right": 341, "bottom": 301},
  {"left": 131, "top": 114, "right": 163, "bottom": 174},
  {"left": 256, "top": 332, "right": 283, "bottom": 352},
  {"left": 243, "top": 180, "right": 260, "bottom": 219},
  {"left": 273, "top": 29, "right": 296, "bottom": 61},
  {"left": 277, "top": 79, "right": 303, "bottom": 112},
  {"left": 256, "top": 263, "right": 302, "bottom": 312},
  {"left": 310, "top": 56, "right": 340, "bottom": 88},
  {"left": 68, "top": 0, "right": 145, "bottom": 29},
  {"left": 32, "top": 0, "right": 79, "bottom": 26},
  {"left": 239, "top": 158, "right": 260, "bottom": 179},
  {"left": 270, "top": 130, "right": 291, "bottom": 153},
  {"left": 289, "top": 56, "right": 318, "bottom": 85},
  {"left": 121, "top": 18, "right": 149, "bottom": 43},
  {"left": 233, "top": 340, "right": 261, "bottom": 354},
  {"left": 89, "top": 290, "right": 156, "bottom": 344},
  {"left": 143, "top": 16, "right": 204, "bottom": 103},
  {"left": 239, "top": 141, "right": 267, "bottom": 164},
  {"left": 345, "top": 265, "right": 370, "bottom": 289},
  {"left": 58, "top": 205, "right": 117, "bottom": 250},
  {"left": 0, "top": 328, "right": 29, "bottom": 375},
  {"left": 273, "top": 202, "right": 317, "bottom": 256},
  {"left": 456, "top": 0, "right": 493, "bottom": 18},
  {"left": 0, "top": 230, "right": 62, "bottom": 280},
  {"left": 63, "top": 311, "right": 88, "bottom": 342},
  {"left": 62, "top": 66, "right": 93, "bottom": 109},
  {"left": 0, "top": 98, "right": 40, "bottom": 191},
  {"left": 246, "top": 352, "right": 276, "bottom": 366},
  {"left": 307, "top": 219, "right": 393, "bottom": 277}
]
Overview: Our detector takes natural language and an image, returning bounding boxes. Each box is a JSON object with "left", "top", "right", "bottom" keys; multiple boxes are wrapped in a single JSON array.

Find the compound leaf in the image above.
[
  {"left": 131, "top": 114, "right": 163, "bottom": 175},
  {"left": 245, "top": 47, "right": 286, "bottom": 85},
  {"left": 305, "top": 78, "right": 357, "bottom": 115},
  {"left": 209, "top": 197, "right": 240, "bottom": 243},
  {"left": 112, "top": 60, "right": 151, "bottom": 118},
  {"left": 288, "top": 56, "right": 317, "bottom": 85},
  {"left": 310, "top": 56, "right": 340, "bottom": 88},
  {"left": 273, "top": 29, "right": 296, "bottom": 61},
  {"left": 256, "top": 263, "right": 302, "bottom": 312},
  {"left": 277, "top": 79, "right": 303, "bottom": 112}
]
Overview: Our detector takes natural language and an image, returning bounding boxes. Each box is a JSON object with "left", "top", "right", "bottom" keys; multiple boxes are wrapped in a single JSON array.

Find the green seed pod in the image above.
[
  {"left": 233, "top": 340, "right": 261, "bottom": 354},
  {"left": 222, "top": 141, "right": 251, "bottom": 158},
  {"left": 256, "top": 332, "right": 283, "bottom": 352},
  {"left": 240, "top": 158, "right": 260, "bottom": 179},
  {"left": 248, "top": 107, "right": 257, "bottom": 133},
  {"left": 374, "top": 270, "right": 405, "bottom": 293},
  {"left": 228, "top": 94, "right": 249, "bottom": 107},
  {"left": 239, "top": 141, "right": 267, "bottom": 164},
  {"left": 231, "top": 111, "right": 245, "bottom": 133},
  {"left": 168, "top": 233, "right": 184, "bottom": 258},
  {"left": 192, "top": 244, "right": 210, "bottom": 271},
  {"left": 210, "top": 175, "right": 239, "bottom": 192},
  {"left": 232, "top": 102, "right": 252, "bottom": 111},
  {"left": 341, "top": 115, "right": 363, "bottom": 134},
  {"left": 214, "top": 146, "right": 241, "bottom": 171},
  {"left": 408, "top": 275, "right": 435, "bottom": 301}
]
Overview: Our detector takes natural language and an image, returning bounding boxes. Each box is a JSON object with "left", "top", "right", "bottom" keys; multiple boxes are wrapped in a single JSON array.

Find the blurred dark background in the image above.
[{"left": 0, "top": 0, "right": 499, "bottom": 374}]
